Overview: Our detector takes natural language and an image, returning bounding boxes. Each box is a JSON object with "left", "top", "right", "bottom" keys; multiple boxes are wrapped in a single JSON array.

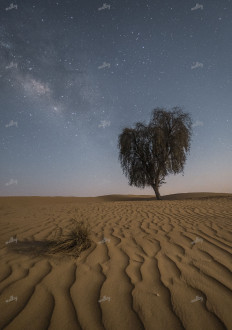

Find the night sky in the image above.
[{"left": 0, "top": 0, "right": 231, "bottom": 197}]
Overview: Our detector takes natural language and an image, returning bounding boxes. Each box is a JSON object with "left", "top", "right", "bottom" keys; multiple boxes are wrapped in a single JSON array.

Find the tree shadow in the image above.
[{"left": 97, "top": 195, "right": 157, "bottom": 202}]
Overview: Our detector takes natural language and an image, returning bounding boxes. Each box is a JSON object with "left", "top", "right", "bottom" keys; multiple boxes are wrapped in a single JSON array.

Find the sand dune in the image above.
[{"left": 0, "top": 193, "right": 232, "bottom": 329}]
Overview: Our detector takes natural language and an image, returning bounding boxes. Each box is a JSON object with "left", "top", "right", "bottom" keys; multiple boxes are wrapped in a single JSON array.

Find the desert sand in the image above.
[{"left": 0, "top": 193, "right": 232, "bottom": 330}]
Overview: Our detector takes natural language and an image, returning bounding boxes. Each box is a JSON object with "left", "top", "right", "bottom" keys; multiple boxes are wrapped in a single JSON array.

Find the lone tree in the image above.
[{"left": 118, "top": 107, "right": 193, "bottom": 200}]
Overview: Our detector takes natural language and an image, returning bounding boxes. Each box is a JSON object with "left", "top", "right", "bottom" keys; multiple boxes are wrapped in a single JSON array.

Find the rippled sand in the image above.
[{"left": 0, "top": 193, "right": 232, "bottom": 330}]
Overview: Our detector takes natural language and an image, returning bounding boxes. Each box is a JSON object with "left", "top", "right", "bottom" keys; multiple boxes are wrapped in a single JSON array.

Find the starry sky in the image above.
[{"left": 0, "top": 0, "right": 231, "bottom": 197}]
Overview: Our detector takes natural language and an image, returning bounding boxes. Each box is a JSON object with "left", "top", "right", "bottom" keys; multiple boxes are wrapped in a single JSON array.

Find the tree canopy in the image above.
[{"left": 118, "top": 107, "right": 193, "bottom": 200}]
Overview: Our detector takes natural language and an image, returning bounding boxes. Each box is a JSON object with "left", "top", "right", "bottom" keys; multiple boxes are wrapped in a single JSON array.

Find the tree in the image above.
[{"left": 117, "top": 107, "right": 193, "bottom": 200}]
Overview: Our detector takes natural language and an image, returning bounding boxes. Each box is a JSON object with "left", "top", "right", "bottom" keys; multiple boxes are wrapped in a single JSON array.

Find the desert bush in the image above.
[{"left": 48, "top": 219, "right": 91, "bottom": 258}]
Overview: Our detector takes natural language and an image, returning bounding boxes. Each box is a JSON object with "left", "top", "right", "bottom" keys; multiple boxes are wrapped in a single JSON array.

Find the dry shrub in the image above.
[{"left": 48, "top": 219, "right": 91, "bottom": 258}]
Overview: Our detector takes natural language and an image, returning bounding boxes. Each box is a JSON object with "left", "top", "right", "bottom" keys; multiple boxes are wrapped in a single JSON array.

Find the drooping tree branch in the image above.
[{"left": 118, "top": 107, "right": 192, "bottom": 200}]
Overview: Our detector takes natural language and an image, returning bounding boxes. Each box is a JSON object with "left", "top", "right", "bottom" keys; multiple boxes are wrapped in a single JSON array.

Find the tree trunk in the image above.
[{"left": 151, "top": 183, "right": 162, "bottom": 200}]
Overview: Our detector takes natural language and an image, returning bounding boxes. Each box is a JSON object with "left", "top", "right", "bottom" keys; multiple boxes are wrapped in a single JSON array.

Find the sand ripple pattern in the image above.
[{"left": 0, "top": 194, "right": 232, "bottom": 330}]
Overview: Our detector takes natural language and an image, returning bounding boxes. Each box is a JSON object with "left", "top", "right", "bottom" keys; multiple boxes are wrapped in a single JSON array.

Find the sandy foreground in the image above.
[{"left": 0, "top": 193, "right": 232, "bottom": 330}]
